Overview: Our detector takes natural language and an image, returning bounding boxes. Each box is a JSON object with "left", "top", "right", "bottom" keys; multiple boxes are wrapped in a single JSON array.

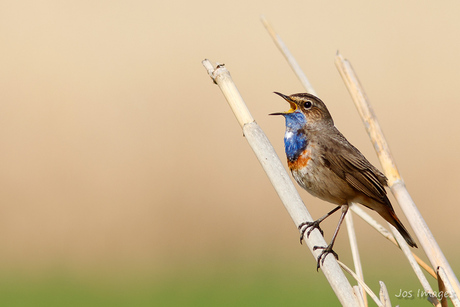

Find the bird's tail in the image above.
[{"left": 379, "top": 207, "right": 417, "bottom": 248}]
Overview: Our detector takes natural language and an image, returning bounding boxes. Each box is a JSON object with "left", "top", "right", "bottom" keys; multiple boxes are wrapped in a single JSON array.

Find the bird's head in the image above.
[{"left": 270, "top": 92, "right": 334, "bottom": 130}]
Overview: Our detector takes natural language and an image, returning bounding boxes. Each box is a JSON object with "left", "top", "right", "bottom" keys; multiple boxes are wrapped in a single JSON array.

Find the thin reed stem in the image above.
[
  {"left": 260, "top": 16, "right": 317, "bottom": 96},
  {"left": 202, "top": 59, "right": 361, "bottom": 307},
  {"left": 338, "top": 260, "right": 383, "bottom": 307},
  {"left": 260, "top": 18, "right": 368, "bottom": 304},
  {"left": 335, "top": 52, "right": 460, "bottom": 302},
  {"left": 259, "top": 15, "right": 460, "bottom": 306},
  {"left": 350, "top": 205, "right": 436, "bottom": 278},
  {"left": 345, "top": 210, "right": 367, "bottom": 306}
]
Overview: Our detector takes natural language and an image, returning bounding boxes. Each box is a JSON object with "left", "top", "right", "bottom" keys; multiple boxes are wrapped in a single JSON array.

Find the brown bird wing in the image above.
[
  {"left": 321, "top": 130, "right": 390, "bottom": 205},
  {"left": 318, "top": 129, "right": 417, "bottom": 248}
]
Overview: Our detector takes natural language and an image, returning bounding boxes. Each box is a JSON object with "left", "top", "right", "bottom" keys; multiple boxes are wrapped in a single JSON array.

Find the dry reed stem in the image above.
[
  {"left": 391, "top": 227, "right": 440, "bottom": 306},
  {"left": 203, "top": 61, "right": 254, "bottom": 127},
  {"left": 260, "top": 18, "right": 387, "bottom": 306},
  {"left": 260, "top": 16, "right": 317, "bottom": 95},
  {"left": 378, "top": 281, "right": 392, "bottom": 307},
  {"left": 350, "top": 205, "right": 436, "bottom": 278},
  {"left": 260, "top": 16, "right": 454, "bottom": 306},
  {"left": 202, "top": 59, "right": 361, "bottom": 307},
  {"left": 338, "top": 260, "right": 383, "bottom": 306},
  {"left": 436, "top": 271, "right": 448, "bottom": 307},
  {"left": 352, "top": 285, "right": 367, "bottom": 307},
  {"left": 335, "top": 52, "right": 460, "bottom": 301},
  {"left": 345, "top": 210, "right": 367, "bottom": 306},
  {"left": 437, "top": 266, "right": 460, "bottom": 307}
]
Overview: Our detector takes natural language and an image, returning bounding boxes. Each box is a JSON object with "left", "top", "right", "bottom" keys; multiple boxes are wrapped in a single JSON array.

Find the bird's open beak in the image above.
[{"left": 269, "top": 92, "right": 297, "bottom": 116}]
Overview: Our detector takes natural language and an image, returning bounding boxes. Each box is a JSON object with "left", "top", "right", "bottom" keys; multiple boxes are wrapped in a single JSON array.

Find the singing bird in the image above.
[{"left": 270, "top": 92, "right": 417, "bottom": 269}]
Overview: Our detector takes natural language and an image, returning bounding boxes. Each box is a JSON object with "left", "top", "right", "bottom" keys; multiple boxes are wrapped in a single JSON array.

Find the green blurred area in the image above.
[{"left": 0, "top": 261, "right": 449, "bottom": 307}]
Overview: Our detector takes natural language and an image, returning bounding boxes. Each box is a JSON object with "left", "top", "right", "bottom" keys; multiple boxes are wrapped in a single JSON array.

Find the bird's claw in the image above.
[
  {"left": 313, "top": 244, "right": 339, "bottom": 271},
  {"left": 298, "top": 221, "right": 324, "bottom": 244}
]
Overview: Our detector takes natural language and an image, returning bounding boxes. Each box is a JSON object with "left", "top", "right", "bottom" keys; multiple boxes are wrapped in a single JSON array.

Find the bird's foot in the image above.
[
  {"left": 298, "top": 220, "right": 324, "bottom": 244},
  {"left": 313, "top": 244, "right": 339, "bottom": 271}
]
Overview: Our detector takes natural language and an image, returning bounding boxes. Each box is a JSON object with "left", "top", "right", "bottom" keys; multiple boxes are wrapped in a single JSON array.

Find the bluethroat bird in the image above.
[{"left": 270, "top": 92, "right": 417, "bottom": 270}]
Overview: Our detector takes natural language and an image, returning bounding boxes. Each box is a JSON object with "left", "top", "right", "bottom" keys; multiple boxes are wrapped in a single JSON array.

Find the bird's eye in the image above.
[{"left": 304, "top": 100, "right": 312, "bottom": 109}]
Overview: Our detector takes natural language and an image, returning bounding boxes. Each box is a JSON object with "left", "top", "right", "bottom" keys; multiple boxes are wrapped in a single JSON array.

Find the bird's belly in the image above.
[{"left": 289, "top": 149, "right": 352, "bottom": 205}]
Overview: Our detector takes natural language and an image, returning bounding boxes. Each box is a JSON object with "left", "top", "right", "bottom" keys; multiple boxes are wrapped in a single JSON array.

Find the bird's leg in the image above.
[
  {"left": 298, "top": 206, "right": 341, "bottom": 244},
  {"left": 313, "top": 205, "right": 349, "bottom": 271}
]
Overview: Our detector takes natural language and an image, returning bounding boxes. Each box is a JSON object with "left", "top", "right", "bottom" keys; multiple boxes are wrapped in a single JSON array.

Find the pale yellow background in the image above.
[{"left": 0, "top": 0, "right": 459, "bottom": 278}]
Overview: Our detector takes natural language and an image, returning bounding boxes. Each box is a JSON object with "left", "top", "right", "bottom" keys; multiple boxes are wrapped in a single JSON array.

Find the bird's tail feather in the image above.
[{"left": 385, "top": 209, "right": 418, "bottom": 248}]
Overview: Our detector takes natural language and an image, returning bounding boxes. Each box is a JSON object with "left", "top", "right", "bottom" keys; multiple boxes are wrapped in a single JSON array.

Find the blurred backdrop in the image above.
[{"left": 1, "top": 1, "right": 459, "bottom": 306}]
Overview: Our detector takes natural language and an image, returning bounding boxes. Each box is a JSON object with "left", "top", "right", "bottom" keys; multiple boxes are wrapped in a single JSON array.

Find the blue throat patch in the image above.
[{"left": 283, "top": 112, "right": 308, "bottom": 162}]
